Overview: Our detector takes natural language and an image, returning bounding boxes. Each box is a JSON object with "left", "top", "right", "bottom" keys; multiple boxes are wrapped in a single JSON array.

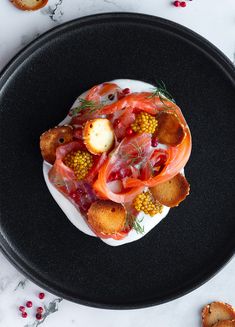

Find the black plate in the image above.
[{"left": 0, "top": 13, "right": 235, "bottom": 309}]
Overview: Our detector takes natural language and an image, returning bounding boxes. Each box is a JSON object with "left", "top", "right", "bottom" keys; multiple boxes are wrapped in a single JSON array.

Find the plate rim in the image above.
[{"left": 0, "top": 12, "right": 235, "bottom": 309}]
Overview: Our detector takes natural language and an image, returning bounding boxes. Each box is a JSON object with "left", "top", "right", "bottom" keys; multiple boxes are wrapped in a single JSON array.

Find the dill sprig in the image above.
[
  {"left": 125, "top": 214, "right": 145, "bottom": 234},
  {"left": 133, "top": 218, "right": 145, "bottom": 234},
  {"left": 148, "top": 80, "right": 176, "bottom": 108},
  {"left": 72, "top": 98, "right": 102, "bottom": 116}
]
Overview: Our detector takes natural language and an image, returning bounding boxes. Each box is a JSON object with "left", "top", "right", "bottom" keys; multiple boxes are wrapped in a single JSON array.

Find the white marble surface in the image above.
[{"left": 0, "top": 0, "right": 235, "bottom": 326}]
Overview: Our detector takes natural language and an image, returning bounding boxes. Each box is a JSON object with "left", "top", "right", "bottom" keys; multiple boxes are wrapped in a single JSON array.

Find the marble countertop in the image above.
[{"left": 0, "top": 0, "right": 235, "bottom": 326}]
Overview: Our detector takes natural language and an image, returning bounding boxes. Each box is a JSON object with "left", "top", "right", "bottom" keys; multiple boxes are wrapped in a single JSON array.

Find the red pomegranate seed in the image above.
[
  {"left": 173, "top": 1, "right": 180, "bottom": 7},
  {"left": 113, "top": 119, "right": 120, "bottom": 127},
  {"left": 152, "top": 138, "right": 158, "bottom": 147},
  {"left": 26, "top": 301, "right": 32, "bottom": 308},
  {"left": 22, "top": 311, "right": 27, "bottom": 318},
  {"left": 39, "top": 292, "right": 45, "bottom": 300},
  {"left": 37, "top": 307, "right": 43, "bottom": 314},
  {"left": 122, "top": 88, "right": 130, "bottom": 95},
  {"left": 19, "top": 306, "right": 25, "bottom": 312},
  {"left": 180, "top": 1, "right": 187, "bottom": 7},
  {"left": 126, "top": 127, "right": 134, "bottom": 136},
  {"left": 36, "top": 313, "right": 42, "bottom": 320}
]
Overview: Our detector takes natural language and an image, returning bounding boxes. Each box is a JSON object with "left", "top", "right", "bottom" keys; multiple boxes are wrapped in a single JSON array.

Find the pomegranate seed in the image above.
[
  {"left": 122, "top": 88, "right": 130, "bottom": 95},
  {"left": 22, "top": 312, "right": 27, "bottom": 318},
  {"left": 26, "top": 301, "right": 32, "bottom": 308},
  {"left": 126, "top": 127, "right": 134, "bottom": 136},
  {"left": 173, "top": 1, "right": 180, "bottom": 7},
  {"left": 37, "top": 307, "right": 43, "bottom": 314},
  {"left": 39, "top": 292, "right": 45, "bottom": 300},
  {"left": 113, "top": 119, "right": 120, "bottom": 127},
  {"left": 152, "top": 138, "right": 158, "bottom": 147},
  {"left": 180, "top": 1, "right": 186, "bottom": 7},
  {"left": 36, "top": 313, "right": 42, "bottom": 320},
  {"left": 19, "top": 306, "right": 25, "bottom": 312}
]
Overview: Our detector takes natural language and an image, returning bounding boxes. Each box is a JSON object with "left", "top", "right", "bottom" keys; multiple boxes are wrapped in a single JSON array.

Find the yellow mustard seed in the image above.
[
  {"left": 64, "top": 150, "right": 93, "bottom": 180},
  {"left": 133, "top": 191, "right": 163, "bottom": 217},
  {"left": 131, "top": 112, "right": 158, "bottom": 134}
]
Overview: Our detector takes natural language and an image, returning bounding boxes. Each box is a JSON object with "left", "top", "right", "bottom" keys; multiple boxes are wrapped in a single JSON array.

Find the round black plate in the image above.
[{"left": 0, "top": 13, "right": 235, "bottom": 309}]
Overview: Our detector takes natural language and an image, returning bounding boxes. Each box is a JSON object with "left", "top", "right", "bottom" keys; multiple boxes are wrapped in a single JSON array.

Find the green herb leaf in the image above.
[
  {"left": 125, "top": 214, "right": 145, "bottom": 234},
  {"left": 72, "top": 98, "right": 102, "bottom": 116},
  {"left": 148, "top": 80, "right": 176, "bottom": 107}
]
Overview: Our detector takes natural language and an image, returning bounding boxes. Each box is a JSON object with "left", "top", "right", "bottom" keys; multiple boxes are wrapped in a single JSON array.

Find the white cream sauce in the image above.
[{"left": 43, "top": 79, "right": 175, "bottom": 246}]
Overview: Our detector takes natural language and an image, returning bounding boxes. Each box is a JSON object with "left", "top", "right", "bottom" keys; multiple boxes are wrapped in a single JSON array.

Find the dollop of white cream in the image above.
[{"left": 43, "top": 79, "right": 173, "bottom": 246}]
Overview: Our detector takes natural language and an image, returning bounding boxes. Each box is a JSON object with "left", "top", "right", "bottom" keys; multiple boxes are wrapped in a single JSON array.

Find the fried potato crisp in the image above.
[
  {"left": 150, "top": 173, "right": 190, "bottom": 207},
  {"left": 157, "top": 112, "right": 185, "bottom": 146}
]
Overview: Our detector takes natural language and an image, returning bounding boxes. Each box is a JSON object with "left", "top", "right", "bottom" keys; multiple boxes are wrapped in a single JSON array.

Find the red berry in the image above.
[
  {"left": 26, "top": 301, "right": 32, "bottom": 308},
  {"left": 173, "top": 1, "right": 180, "bottom": 7},
  {"left": 36, "top": 313, "right": 42, "bottom": 320},
  {"left": 39, "top": 292, "right": 45, "bottom": 300},
  {"left": 19, "top": 306, "right": 25, "bottom": 312},
  {"left": 37, "top": 307, "right": 43, "bottom": 314},
  {"left": 113, "top": 119, "right": 120, "bottom": 127},
  {"left": 122, "top": 88, "right": 130, "bottom": 95},
  {"left": 180, "top": 1, "right": 187, "bottom": 7},
  {"left": 22, "top": 312, "right": 27, "bottom": 318},
  {"left": 151, "top": 138, "right": 158, "bottom": 147},
  {"left": 126, "top": 127, "right": 134, "bottom": 136}
]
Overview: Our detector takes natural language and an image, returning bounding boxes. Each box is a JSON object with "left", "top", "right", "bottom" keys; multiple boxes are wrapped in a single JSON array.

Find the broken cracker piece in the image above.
[
  {"left": 157, "top": 112, "right": 185, "bottom": 146},
  {"left": 202, "top": 302, "right": 235, "bottom": 327},
  {"left": 150, "top": 173, "right": 190, "bottom": 207},
  {"left": 11, "top": 0, "right": 48, "bottom": 11}
]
